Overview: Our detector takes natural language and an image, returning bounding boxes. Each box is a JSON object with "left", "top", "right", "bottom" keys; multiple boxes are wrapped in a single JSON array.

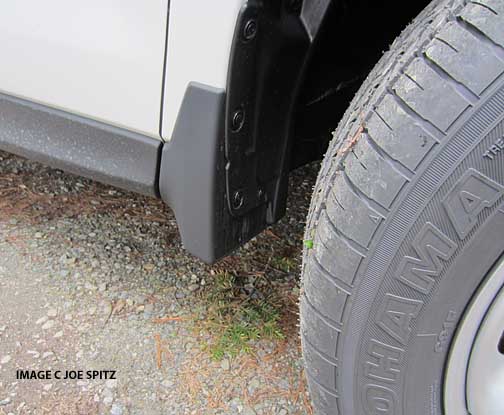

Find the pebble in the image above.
[
  {"left": 0, "top": 356, "right": 11, "bottom": 365},
  {"left": 243, "top": 406, "right": 256, "bottom": 415},
  {"left": 53, "top": 331, "right": 63, "bottom": 338},
  {"left": 36, "top": 316, "right": 48, "bottom": 325},
  {"left": 188, "top": 284, "right": 199, "bottom": 292},
  {"left": 110, "top": 403, "right": 124, "bottom": 415},
  {"left": 41, "top": 320, "right": 55, "bottom": 330},
  {"left": 248, "top": 378, "right": 260, "bottom": 394},
  {"left": 47, "top": 308, "right": 58, "bottom": 318},
  {"left": 162, "top": 379, "right": 174, "bottom": 388},
  {"left": 0, "top": 397, "right": 11, "bottom": 406},
  {"left": 220, "top": 359, "right": 230, "bottom": 371},
  {"left": 105, "top": 379, "right": 118, "bottom": 389}
]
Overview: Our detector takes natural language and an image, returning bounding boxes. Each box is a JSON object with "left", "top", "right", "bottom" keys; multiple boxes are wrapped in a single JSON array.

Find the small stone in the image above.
[
  {"left": 105, "top": 379, "right": 118, "bottom": 389},
  {"left": 188, "top": 284, "right": 199, "bottom": 292},
  {"left": 110, "top": 403, "right": 124, "bottom": 415},
  {"left": 103, "top": 396, "right": 113, "bottom": 405},
  {"left": 42, "top": 352, "right": 54, "bottom": 359},
  {"left": 248, "top": 377, "right": 260, "bottom": 393},
  {"left": 41, "top": 320, "right": 55, "bottom": 330},
  {"left": 43, "top": 384, "right": 53, "bottom": 391},
  {"left": 64, "top": 314, "right": 73, "bottom": 321},
  {"left": 34, "top": 232, "right": 43, "bottom": 239},
  {"left": 84, "top": 282, "right": 97, "bottom": 291},
  {"left": 1, "top": 356, "right": 11, "bottom": 365},
  {"left": 161, "top": 379, "right": 174, "bottom": 388},
  {"left": 27, "top": 351, "right": 40, "bottom": 359},
  {"left": 98, "top": 283, "right": 108, "bottom": 292},
  {"left": 36, "top": 316, "right": 48, "bottom": 325},
  {"left": 144, "top": 263, "right": 155, "bottom": 272},
  {"left": 88, "top": 306, "right": 97, "bottom": 316},
  {"left": 220, "top": 359, "right": 230, "bottom": 371},
  {"left": 242, "top": 406, "right": 256, "bottom": 415},
  {"left": 144, "top": 304, "right": 154, "bottom": 314},
  {"left": 47, "top": 308, "right": 57, "bottom": 318},
  {"left": 53, "top": 331, "right": 63, "bottom": 338},
  {"left": 0, "top": 397, "right": 11, "bottom": 406}
]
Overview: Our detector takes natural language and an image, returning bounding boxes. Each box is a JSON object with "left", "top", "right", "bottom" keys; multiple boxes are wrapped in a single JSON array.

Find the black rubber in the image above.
[{"left": 300, "top": 1, "right": 504, "bottom": 414}]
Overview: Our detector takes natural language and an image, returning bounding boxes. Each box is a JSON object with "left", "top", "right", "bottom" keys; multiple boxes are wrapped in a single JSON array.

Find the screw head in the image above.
[
  {"left": 243, "top": 19, "right": 258, "bottom": 41},
  {"left": 232, "top": 190, "right": 245, "bottom": 209},
  {"left": 231, "top": 109, "right": 245, "bottom": 132}
]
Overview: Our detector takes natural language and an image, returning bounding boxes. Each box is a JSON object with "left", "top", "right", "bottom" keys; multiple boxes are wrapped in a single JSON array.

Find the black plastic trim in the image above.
[
  {"left": 224, "top": 0, "right": 332, "bottom": 222},
  {"left": 0, "top": 93, "right": 162, "bottom": 197},
  {"left": 159, "top": 83, "right": 269, "bottom": 263}
]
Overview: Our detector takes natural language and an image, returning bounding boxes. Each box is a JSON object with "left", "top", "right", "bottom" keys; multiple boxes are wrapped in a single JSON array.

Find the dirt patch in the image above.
[{"left": 0, "top": 151, "right": 319, "bottom": 414}]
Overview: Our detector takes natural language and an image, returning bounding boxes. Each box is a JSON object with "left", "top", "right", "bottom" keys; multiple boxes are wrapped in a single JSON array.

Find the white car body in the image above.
[{"left": 0, "top": 0, "right": 242, "bottom": 140}]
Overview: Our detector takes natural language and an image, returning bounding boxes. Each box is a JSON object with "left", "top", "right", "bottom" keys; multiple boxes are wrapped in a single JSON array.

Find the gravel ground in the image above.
[{"left": 0, "top": 151, "right": 319, "bottom": 415}]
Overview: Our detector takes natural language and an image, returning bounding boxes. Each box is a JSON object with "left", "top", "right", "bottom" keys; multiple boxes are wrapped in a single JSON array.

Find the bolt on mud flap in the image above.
[
  {"left": 160, "top": 0, "right": 331, "bottom": 263},
  {"left": 160, "top": 83, "right": 269, "bottom": 263}
]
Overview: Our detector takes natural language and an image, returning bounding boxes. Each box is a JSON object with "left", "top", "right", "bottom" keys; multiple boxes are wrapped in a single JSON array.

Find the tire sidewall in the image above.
[{"left": 340, "top": 88, "right": 504, "bottom": 415}]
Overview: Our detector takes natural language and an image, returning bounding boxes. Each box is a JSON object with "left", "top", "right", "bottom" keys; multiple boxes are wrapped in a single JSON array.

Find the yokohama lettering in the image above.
[{"left": 362, "top": 168, "right": 503, "bottom": 414}]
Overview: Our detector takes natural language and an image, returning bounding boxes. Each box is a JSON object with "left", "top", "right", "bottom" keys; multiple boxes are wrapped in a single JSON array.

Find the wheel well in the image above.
[{"left": 290, "top": 0, "right": 432, "bottom": 169}]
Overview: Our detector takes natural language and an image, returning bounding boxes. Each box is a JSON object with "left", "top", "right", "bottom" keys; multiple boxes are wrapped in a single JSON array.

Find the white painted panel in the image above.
[
  {"left": 0, "top": 0, "right": 168, "bottom": 138},
  {"left": 162, "top": 0, "right": 244, "bottom": 141}
]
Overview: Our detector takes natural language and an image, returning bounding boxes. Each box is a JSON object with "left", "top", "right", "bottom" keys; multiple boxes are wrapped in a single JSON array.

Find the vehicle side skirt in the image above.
[{"left": 0, "top": 92, "right": 162, "bottom": 197}]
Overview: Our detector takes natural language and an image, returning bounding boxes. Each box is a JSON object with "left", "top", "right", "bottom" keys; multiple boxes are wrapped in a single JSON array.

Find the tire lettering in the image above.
[
  {"left": 396, "top": 223, "right": 457, "bottom": 294},
  {"left": 443, "top": 168, "right": 504, "bottom": 239},
  {"left": 376, "top": 294, "right": 423, "bottom": 345},
  {"left": 482, "top": 136, "right": 504, "bottom": 160},
  {"left": 362, "top": 383, "right": 397, "bottom": 415},
  {"left": 365, "top": 339, "right": 404, "bottom": 383}
]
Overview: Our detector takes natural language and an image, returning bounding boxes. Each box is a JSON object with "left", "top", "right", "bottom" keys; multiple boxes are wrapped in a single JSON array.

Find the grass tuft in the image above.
[{"left": 197, "top": 272, "right": 285, "bottom": 360}]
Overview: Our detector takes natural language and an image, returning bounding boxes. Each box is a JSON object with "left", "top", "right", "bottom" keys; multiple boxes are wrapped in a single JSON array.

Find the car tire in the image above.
[{"left": 300, "top": 0, "right": 504, "bottom": 414}]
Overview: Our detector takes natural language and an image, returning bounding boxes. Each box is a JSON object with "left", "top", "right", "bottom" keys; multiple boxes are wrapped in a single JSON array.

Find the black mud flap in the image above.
[
  {"left": 160, "top": 83, "right": 269, "bottom": 264},
  {"left": 159, "top": 0, "right": 331, "bottom": 263}
]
